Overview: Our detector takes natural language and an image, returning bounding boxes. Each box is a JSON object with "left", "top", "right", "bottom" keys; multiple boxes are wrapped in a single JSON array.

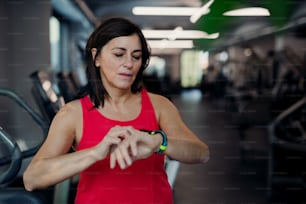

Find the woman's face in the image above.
[{"left": 93, "top": 33, "right": 142, "bottom": 91}]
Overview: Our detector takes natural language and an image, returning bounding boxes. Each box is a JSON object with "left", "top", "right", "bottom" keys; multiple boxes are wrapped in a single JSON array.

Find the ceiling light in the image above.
[
  {"left": 223, "top": 7, "right": 270, "bottom": 16},
  {"left": 133, "top": 1, "right": 214, "bottom": 24},
  {"left": 190, "top": 0, "right": 214, "bottom": 23},
  {"left": 142, "top": 29, "right": 219, "bottom": 39},
  {"left": 168, "top": 26, "right": 183, "bottom": 41},
  {"left": 132, "top": 6, "right": 199, "bottom": 16},
  {"left": 147, "top": 40, "right": 194, "bottom": 49}
]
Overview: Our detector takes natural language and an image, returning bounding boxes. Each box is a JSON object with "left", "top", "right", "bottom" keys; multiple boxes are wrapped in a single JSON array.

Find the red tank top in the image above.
[{"left": 75, "top": 89, "right": 173, "bottom": 204}]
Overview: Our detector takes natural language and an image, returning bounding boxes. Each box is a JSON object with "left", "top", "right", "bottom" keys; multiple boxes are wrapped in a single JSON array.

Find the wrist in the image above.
[
  {"left": 90, "top": 146, "right": 101, "bottom": 161},
  {"left": 154, "top": 133, "right": 163, "bottom": 152},
  {"left": 140, "top": 129, "right": 168, "bottom": 154}
]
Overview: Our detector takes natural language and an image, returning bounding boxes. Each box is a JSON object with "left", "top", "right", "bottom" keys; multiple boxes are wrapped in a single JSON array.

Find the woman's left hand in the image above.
[{"left": 109, "top": 126, "right": 161, "bottom": 169}]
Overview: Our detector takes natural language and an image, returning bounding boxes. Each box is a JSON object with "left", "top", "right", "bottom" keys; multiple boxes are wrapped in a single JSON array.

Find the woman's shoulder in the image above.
[
  {"left": 147, "top": 91, "right": 169, "bottom": 102},
  {"left": 47, "top": 99, "right": 83, "bottom": 137},
  {"left": 146, "top": 91, "right": 180, "bottom": 126},
  {"left": 64, "top": 98, "right": 82, "bottom": 110},
  {"left": 55, "top": 99, "right": 82, "bottom": 120},
  {"left": 146, "top": 91, "right": 175, "bottom": 111}
]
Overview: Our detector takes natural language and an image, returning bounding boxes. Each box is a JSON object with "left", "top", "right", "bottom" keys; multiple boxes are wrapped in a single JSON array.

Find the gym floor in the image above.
[{"left": 171, "top": 89, "right": 284, "bottom": 204}]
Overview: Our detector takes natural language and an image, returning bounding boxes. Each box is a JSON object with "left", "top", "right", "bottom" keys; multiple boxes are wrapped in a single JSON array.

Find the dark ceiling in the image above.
[
  {"left": 77, "top": 0, "right": 202, "bottom": 30},
  {"left": 81, "top": 0, "right": 304, "bottom": 31},
  {"left": 54, "top": 0, "right": 306, "bottom": 50}
]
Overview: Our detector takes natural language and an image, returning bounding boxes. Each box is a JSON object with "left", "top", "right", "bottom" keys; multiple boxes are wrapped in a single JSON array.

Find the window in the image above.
[
  {"left": 181, "top": 50, "right": 208, "bottom": 87},
  {"left": 49, "top": 16, "right": 60, "bottom": 71}
]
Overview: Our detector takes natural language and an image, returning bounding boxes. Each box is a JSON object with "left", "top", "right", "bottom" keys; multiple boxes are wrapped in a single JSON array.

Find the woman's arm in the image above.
[
  {"left": 151, "top": 94, "right": 210, "bottom": 163},
  {"left": 23, "top": 101, "right": 125, "bottom": 191},
  {"left": 109, "top": 94, "right": 210, "bottom": 168},
  {"left": 23, "top": 101, "right": 95, "bottom": 191}
]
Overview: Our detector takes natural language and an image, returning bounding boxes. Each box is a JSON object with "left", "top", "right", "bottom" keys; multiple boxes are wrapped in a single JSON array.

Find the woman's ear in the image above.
[{"left": 91, "top": 48, "right": 100, "bottom": 67}]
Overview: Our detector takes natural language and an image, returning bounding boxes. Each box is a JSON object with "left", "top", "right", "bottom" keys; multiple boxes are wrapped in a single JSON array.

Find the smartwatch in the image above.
[{"left": 140, "top": 129, "right": 168, "bottom": 154}]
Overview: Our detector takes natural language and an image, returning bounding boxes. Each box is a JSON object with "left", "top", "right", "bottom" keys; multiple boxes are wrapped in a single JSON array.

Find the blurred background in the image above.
[{"left": 0, "top": 0, "right": 305, "bottom": 203}]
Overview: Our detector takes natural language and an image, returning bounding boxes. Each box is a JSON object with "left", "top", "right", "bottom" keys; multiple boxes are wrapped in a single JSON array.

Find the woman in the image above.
[{"left": 23, "top": 17, "right": 209, "bottom": 204}]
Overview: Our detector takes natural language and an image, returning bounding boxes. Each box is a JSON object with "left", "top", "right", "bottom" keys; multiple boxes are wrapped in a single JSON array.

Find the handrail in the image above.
[
  {"left": 0, "top": 127, "right": 22, "bottom": 186},
  {"left": 268, "top": 96, "right": 306, "bottom": 143},
  {"left": 0, "top": 89, "right": 49, "bottom": 135},
  {"left": 0, "top": 88, "right": 49, "bottom": 165},
  {"left": 267, "top": 96, "right": 306, "bottom": 197}
]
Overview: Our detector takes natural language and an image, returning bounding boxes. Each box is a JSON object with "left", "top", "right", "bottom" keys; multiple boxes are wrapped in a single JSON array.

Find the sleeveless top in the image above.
[{"left": 75, "top": 89, "right": 173, "bottom": 204}]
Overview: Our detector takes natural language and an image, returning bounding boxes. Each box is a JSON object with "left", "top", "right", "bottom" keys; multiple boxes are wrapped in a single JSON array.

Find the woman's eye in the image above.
[
  {"left": 133, "top": 56, "right": 141, "bottom": 60},
  {"left": 113, "top": 53, "right": 141, "bottom": 60},
  {"left": 114, "top": 53, "right": 123, "bottom": 57}
]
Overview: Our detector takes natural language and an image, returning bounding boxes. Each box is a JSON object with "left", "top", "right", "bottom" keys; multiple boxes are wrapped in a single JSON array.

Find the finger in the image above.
[
  {"left": 102, "top": 136, "right": 122, "bottom": 150},
  {"left": 130, "top": 138, "right": 138, "bottom": 156},
  {"left": 109, "top": 126, "right": 132, "bottom": 140},
  {"left": 114, "top": 148, "right": 127, "bottom": 169},
  {"left": 108, "top": 137, "right": 122, "bottom": 145},
  {"left": 110, "top": 146, "right": 117, "bottom": 169},
  {"left": 120, "top": 128, "right": 132, "bottom": 140},
  {"left": 110, "top": 152, "right": 116, "bottom": 169},
  {"left": 119, "top": 142, "right": 132, "bottom": 166},
  {"left": 127, "top": 127, "right": 139, "bottom": 156}
]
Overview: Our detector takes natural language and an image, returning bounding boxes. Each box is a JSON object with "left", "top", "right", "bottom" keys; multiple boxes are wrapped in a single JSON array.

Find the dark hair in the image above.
[{"left": 77, "top": 17, "right": 151, "bottom": 108}]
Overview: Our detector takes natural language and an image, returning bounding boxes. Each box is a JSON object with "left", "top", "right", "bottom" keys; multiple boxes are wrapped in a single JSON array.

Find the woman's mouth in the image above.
[{"left": 119, "top": 73, "right": 133, "bottom": 79}]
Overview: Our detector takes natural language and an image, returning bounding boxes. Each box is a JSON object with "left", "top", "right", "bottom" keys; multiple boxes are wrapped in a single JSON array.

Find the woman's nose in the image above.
[{"left": 123, "top": 56, "right": 133, "bottom": 68}]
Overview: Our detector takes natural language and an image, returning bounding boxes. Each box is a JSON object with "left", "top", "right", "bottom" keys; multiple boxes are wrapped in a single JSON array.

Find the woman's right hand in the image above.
[
  {"left": 109, "top": 126, "right": 162, "bottom": 169},
  {"left": 92, "top": 126, "right": 132, "bottom": 161}
]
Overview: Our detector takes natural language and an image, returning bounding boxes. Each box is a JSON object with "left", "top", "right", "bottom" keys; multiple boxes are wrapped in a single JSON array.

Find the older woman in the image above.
[{"left": 23, "top": 17, "right": 209, "bottom": 204}]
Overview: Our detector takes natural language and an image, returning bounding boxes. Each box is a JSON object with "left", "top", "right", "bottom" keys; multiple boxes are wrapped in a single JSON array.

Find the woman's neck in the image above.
[{"left": 98, "top": 89, "right": 141, "bottom": 121}]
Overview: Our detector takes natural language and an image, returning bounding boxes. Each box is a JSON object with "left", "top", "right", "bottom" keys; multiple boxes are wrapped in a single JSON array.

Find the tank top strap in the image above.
[
  {"left": 141, "top": 88, "right": 153, "bottom": 110},
  {"left": 80, "top": 95, "right": 94, "bottom": 112},
  {"left": 140, "top": 89, "right": 159, "bottom": 128}
]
